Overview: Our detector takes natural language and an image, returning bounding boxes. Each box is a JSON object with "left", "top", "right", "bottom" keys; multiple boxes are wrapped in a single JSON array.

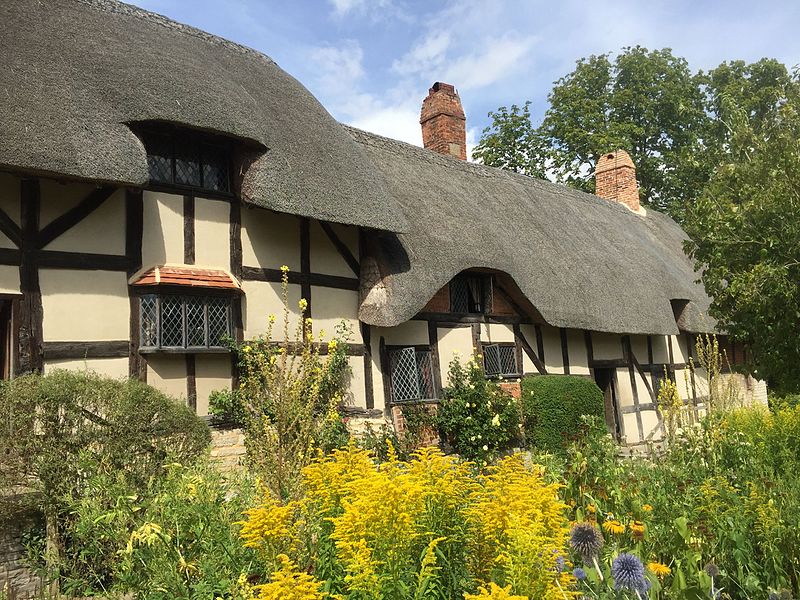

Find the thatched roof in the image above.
[
  {"left": 350, "top": 127, "right": 713, "bottom": 335},
  {"left": 0, "top": 0, "right": 406, "bottom": 232}
]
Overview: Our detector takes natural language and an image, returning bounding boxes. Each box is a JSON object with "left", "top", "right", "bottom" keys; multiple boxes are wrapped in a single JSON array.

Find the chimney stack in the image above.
[
  {"left": 594, "top": 150, "right": 640, "bottom": 212},
  {"left": 420, "top": 82, "right": 466, "bottom": 160}
]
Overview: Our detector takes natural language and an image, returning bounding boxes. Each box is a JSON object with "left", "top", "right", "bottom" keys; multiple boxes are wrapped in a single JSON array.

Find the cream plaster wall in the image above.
[
  {"left": 480, "top": 323, "right": 514, "bottom": 343},
  {"left": 630, "top": 335, "right": 648, "bottom": 364},
  {"left": 195, "top": 354, "right": 232, "bottom": 416},
  {"left": 541, "top": 326, "right": 564, "bottom": 374},
  {"left": 592, "top": 333, "right": 623, "bottom": 360},
  {"left": 194, "top": 198, "right": 230, "bottom": 270},
  {"left": 651, "top": 335, "right": 671, "bottom": 364},
  {"left": 242, "top": 208, "right": 300, "bottom": 271},
  {"left": 369, "top": 334, "right": 386, "bottom": 411},
  {"left": 670, "top": 335, "right": 688, "bottom": 363},
  {"left": 374, "top": 321, "right": 429, "bottom": 347},
  {"left": 44, "top": 357, "right": 129, "bottom": 379},
  {"left": 310, "top": 221, "right": 359, "bottom": 278},
  {"left": 146, "top": 355, "right": 187, "bottom": 400},
  {"left": 518, "top": 324, "right": 538, "bottom": 374},
  {"left": 566, "top": 329, "right": 590, "bottom": 375},
  {"left": 615, "top": 367, "right": 634, "bottom": 408},
  {"left": 241, "top": 280, "right": 302, "bottom": 338},
  {"left": 640, "top": 410, "right": 662, "bottom": 442},
  {"left": 0, "top": 265, "right": 20, "bottom": 294},
  {"left": 142, "top": 191, "right": 183, "bottom": 267},
  {"left": 310, "top": 286, "right": 361, "bottom": 343},
  {"left": 43, "top": 189, "right": 126, "bottom": 254},
  {"left": 345, "top": 355, "right": 367, "bottom": 409},
  {"left": 437, "top": 325, "right": 473, "bottom": 383},
  {"left": 622, "top": 413, "right": 639, "bottom": 444},
  {"left": 40, "top": 269, "right": 129, "bottom": 341},
  {"left": 0, "top": 174, "right": 20, "bottom": 250},
  {"left": 39, "top": 180, "right": 93, "bottom": 227}
]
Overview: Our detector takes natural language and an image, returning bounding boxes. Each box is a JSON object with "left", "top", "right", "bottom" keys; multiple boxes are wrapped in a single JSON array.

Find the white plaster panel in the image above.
[
  {"left": 518, "top": 324, "right": 539, "bottom": 374},
  {"left": 310, "top": 220, "right": 359, "bottom": 278},
  {"left": 0, "top": 174, "right": 19, "bottom": 250},
  {"left": 40, "top": 269, "right": 129, "bottom": 341},
  {"left": 195, "top": 354, "right": 232, "bottom": 417},
  {"left": 241, "top": 280, "right": 302, "bottom": 339},
  {"left": 567, "top": 329, "right": 590, "bottom": 375},
  {"left": 44, "top": 357, "right": 129, "bottom": 379},
  {"left": 146, "top": 355, "right": 187, "bottom": 401},
  {"left": 651, "top": 335, "right": 671, "bottom": 364},
  {"left": 374, "top": 321, "right": 429, "bottom": 347},
  {"left": 670, "top": 335, "right": 688, "bottom": 363},
  {"left": 0, "top": 265, "right": 20, "bottom": 294},
  {"left": 194, "top": 197, "right": 230, "bottom": 270},
  {"left": 310, "top": 286, "right": 360, "bottom": 343},
  {"left": 630, "top": 335, "right": 649, "bottom": 364},
  {"left": 541, "top": 326, "right": 564, "bottom": 374},
  {"left": 641, "top": 410, "right": 662, "bottom": 441},
  {"left": 437, "top": 325, "right": 473, "bottom": 384},
  {"left": 592, "top": 333, "right": 623, "bottom": 360},
  {"left": 480, "top": 323, "right": 515, "bottom": 343},
  {"left": 345, "top": 355, "right": 367, "bottom": 409},
  {"left": 142, "top": 191, "right": 183, "bottom": 267},
  {"left": 44, "top": 189, "right": 126, "bottom": 254},
  {"left": 241, "top": 208, "right": 300, "bottom": 270},
  {"left": 615, "top": 367, "right": 634, "bottom": 407},
  {"left": 39, "top": 179, "right": 94, "bottom": 227},
  {"left": 369, "top": 333, "right": 386, "bottom": 411},
  {"left": 622, "top": 413, "right": 641, "bottom": 444}
]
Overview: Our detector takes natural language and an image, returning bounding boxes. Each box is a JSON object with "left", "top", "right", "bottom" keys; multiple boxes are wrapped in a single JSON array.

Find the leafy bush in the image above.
[
  {"left": 239, "top": 444, "right": 573, "bottom": 598},
  {"left": 435, "top": 355, "right": 521, "bottom": 463},
  {"left": 521, "top": 375, "right": 604, "bottom": 452}
]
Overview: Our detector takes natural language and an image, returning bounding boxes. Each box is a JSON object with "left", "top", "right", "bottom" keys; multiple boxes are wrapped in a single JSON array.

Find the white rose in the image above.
[{"left": 482, "top": 445, "right": 488, "bottom": 451}]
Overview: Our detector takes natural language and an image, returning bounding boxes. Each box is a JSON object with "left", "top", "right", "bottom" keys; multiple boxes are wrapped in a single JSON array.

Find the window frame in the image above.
[
  {"left": 137, "top": 288, "right": 235, "bottom": 354},
  {"left": 482, "top": 342, "right": 521, "bottom": 378},
  {"left": 449, "top": 273, "right": 493, "bottom": 315},
  {"left": 385, "top": 344, "right": 438, "bottom": 404},
  {"left": 137, "top": 125, "right": 234, "bottom": 198}
]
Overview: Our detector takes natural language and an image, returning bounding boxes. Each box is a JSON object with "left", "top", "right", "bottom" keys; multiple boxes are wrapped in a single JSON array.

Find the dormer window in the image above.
[
  {"left": 139, "top": 126, "right": 231, "bottom": 194},
  {"left": 450, "top": 273, "right": 492, "bottom": 314}
]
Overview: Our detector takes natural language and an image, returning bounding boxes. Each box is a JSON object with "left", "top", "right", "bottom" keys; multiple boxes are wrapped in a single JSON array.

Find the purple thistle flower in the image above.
[
  {"left": 555, "top": 555, "right": 566, "bottom": 574},
  {"left": 573, "top": 567, "right": 587, "bottom": 581},
  {"left": 612, "top": 553, "right": 648, "bottom": 594},
  {"left": 569, "top": 522, "right": 605, "bottom": 562}
]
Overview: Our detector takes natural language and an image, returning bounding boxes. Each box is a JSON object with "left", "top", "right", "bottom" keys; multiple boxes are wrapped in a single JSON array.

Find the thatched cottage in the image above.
[{"left": 0, "top": 0, "right": 765, "bottom": 446}]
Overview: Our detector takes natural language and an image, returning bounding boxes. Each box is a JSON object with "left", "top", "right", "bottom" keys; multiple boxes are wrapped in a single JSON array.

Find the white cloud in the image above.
[
  {"left": 391, "top": 32, "right": 451, "bottom": 76},
  {"left": 308, "top": 40, "right": 365, "bottom": 97},
  {"left": 349, "top": 105, "right": 423, "bottom": 146},
  {"left": 442, "top": 34, "right": 537, "bottom": 91},
  {"left": 326, "top": 0, "right": 411, "bottom": 23}
]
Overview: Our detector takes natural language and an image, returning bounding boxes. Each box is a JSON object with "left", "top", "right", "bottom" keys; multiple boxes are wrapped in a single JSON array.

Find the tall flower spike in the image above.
[
  {"left": 569, "top": 522, "right": 605, "bottom": 562},
  {"left": 611, "top": 553, "right": 648, "bottom": 595}
]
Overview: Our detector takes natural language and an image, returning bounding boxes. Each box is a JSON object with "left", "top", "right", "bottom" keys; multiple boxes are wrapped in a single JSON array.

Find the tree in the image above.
[
  {"left": 471, "top": 102, "right": 545, "bottom": 178},
  {"left": 683, "top": 72, "right": 800, "bottom": 392}
]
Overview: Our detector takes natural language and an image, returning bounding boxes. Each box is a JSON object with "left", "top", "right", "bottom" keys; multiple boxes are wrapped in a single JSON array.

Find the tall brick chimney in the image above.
[
  {"left": 420, "top": 82, "right": 467, "bottom": 160},
  {"left": 594, "top": 150, "right": 640, "bottom": 212}
]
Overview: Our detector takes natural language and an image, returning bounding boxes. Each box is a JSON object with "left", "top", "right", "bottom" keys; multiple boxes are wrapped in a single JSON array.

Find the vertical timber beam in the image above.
[
  {"left": 126, "top": 189, "right": 146, "bottom": 381},
  {"left": 428, "top": 320, "right": 442, "bottom": 396},
  {"left": 361, "top": 322, "right": 375, "bottom": 409},
  {"left": 183, "top": 194, "right": 195, "bottom": 265},
  {"left": 229, "top": 199, "right": 243, "bottom": 387},
  {"left": 560, "top": 328, "right": 570, "bottom": 375},
  {"left": 623, "top": 335, "right": 645, "bottom": 442},
  {"left": 17, "top": 179, "right": 43, "bottom": 375},
  {"left": 186, "top": 353, "right": 197, "bottom": 413},
  {"left": 300, "top": 217, "right": 311, "bottom": 326}
]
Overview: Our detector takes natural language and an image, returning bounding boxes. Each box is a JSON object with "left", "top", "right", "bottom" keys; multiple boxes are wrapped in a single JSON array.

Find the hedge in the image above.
[{"left": 521, "top": 375, "right": 605, "bottom": 452}]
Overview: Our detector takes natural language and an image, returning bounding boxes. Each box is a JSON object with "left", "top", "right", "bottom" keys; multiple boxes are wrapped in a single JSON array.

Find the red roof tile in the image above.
[{"left": 132, "top": 266, "right": 241, "bottom": 291}]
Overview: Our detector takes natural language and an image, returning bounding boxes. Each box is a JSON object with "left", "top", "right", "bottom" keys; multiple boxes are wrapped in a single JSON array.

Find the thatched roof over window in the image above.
[
  {"left": 0, "top": 0, "right": 407, "bottom": 233},
  {"left": 349, "top": 127, "right": 713, "bottom": 335}
]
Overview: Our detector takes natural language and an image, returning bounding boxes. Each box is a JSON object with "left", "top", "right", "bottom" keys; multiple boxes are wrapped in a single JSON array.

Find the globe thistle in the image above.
[
  {"left": 569, "top": 522, "right": 605, "bottom": 562},
  {"left": 704, "top": 562, "right": 720, "bottom": 578},
  {"left": 573, "top": 567, "right": 587, "bottom": 581},
  {"left": 611, "top": 553, "right": 648, "bottom": 594}
]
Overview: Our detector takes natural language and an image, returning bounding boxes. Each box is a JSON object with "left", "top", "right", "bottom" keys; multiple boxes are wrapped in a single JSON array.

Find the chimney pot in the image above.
[
  {"left": 594, "top": 149, "right": 641, "bottom": 212},
  {"left": 420, "top": 82, "right": 467, "bottom": 160}
]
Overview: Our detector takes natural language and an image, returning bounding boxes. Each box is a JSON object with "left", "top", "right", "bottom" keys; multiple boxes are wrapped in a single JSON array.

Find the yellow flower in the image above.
[
  {"left": 491, "top": 414, "right": 501, "bottom": 427},
  {"left": 280, "top": 265, "right": 290, "bottom": 272},
  {"left": 602, "top": 519, "right": 625, "bottom": 535},
  {"left": 242, "top": 345, "right": 252, "bottom": 353},
  {"left": 268, "top": 314, "right": 276, "bottom": 324},
  {"left": 255, "top": 554, "right": 326, "bottom": 600},
  {"left": 328, "top": 339, "right": 338, "bottom": 352},
  {"left": 299, "top": 298, "right": 308, "bottom": 311},
  {"left": 647, "top": 561, "right": 671, "bottom": 579},
  {"left": 586, "top": 504, "right": 596, "bottom": 514},
  {"left": 630, "top": 520, "right": 645, "bottom": 540},
  {"left": 464, "top": 582, "right": 528, "bottom": 599},
  {"left": 642, "top": 504, "right": 653, "bottom": 512}
]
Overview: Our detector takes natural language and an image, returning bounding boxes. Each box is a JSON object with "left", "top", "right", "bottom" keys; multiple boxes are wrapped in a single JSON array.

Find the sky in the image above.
[{"left": 130, "top": 0, "right": 799, "bottom": 156}]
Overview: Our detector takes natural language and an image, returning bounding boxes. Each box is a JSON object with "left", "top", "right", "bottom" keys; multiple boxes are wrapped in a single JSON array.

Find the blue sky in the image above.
[{"left": 130, "top": 0, "right": 799, "bottom": 154}]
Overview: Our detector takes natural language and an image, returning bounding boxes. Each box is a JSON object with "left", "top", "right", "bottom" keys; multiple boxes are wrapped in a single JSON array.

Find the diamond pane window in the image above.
[
  {"left": 140, "top": 127, "right": 230, "bottom": 193},
  {"left": 483, "top": 344, "right": 520, "bottom": 377},
  {"left": 450, "top": 273, "right": 491, "bottom": 314},
  {"left": 139, "top": 294, "right": 232, "bottom": 351},
  {"left": 388, "top": 347, "right": 437, "bottom": 403}
]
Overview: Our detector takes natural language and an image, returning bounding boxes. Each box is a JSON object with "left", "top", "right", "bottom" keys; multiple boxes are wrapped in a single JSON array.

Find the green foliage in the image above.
[
  {"left": 471, "top": 102, "right": 545, "bottom": 178},
  {"left": 435, "top": 355, "right": 520, "bottom": 463},
  {"left": 684, "top": 70, "right": 800, "bottom": 393},
  {"left": 521, "top": 375, "right": 605, "bottom": 453}
]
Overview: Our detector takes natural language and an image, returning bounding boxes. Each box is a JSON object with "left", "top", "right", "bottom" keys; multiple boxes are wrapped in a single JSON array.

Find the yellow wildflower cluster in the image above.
[
  {"left": 239, "top": 444, "right": 573, "bottom": 598},
  {"left": 253, "top": 554, "right": 326, "bottom": 600},
  {"left": 465, "top": 582, "right": 529, "bottom": 599}
]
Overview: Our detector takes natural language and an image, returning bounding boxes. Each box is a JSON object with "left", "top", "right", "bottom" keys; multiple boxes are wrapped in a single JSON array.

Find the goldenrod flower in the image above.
[
  {"left": 647, "top": 561, "right": 671, "bottom": 579},
  {"left": 280, "top": 265, "right": 290, "bottom": 272},
  {"left": 602, "top": 519, "right": 625, "bottom": 535},
  {"left": 642, "top": 504, "right": 653, "bottom": 512}
]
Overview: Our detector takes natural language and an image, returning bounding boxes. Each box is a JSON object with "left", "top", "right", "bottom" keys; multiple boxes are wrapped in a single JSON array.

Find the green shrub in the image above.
[{"left": 521, "top": 375, "right": 604, "bottom": 452}]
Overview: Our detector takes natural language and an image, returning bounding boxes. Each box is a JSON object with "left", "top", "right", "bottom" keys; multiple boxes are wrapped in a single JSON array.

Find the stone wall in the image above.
[{"left": 0, "top": 511, "right": 42, "bottom": 599}]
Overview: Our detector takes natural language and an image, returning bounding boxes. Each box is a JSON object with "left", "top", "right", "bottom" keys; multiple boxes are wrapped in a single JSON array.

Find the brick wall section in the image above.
[
  {"left": 498, "top": 381, "right": 521, "bottom": 399},
  {"left": 594, "top": 150, "right": 640, "bottom": 211},
  {"left": 209, "top": 427, "right": 246, "bottom": 470},
  {"left": 422, "top": 285, "right": 450, "bottom": 312},
  {"left": 420, "top": 82, "right": 467, "bottom": 161},
  {"left": 391, "top": 404, "right": 440, "bottom": 446}
]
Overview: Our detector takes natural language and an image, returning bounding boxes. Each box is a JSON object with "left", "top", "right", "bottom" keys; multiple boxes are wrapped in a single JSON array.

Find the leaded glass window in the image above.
[
  {"left": 450, "top": 273, "right": 492, "bottom": 314},
  {"left": 388, "top": 347, "right": 436, "bottom": 403},
  {"left": 139, "top": 293, "right": 232, "bottom": 350},
  {"left": 140, "top": 127, "right": 231, "bottom": 193},
  {"left": 482, "top": 343, "right": 520, "bottom": 377}
]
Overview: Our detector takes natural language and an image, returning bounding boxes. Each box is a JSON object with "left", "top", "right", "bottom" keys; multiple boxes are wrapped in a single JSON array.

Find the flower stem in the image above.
[{"left": 593, "top": 555, "right": 604, "bottom": 582}]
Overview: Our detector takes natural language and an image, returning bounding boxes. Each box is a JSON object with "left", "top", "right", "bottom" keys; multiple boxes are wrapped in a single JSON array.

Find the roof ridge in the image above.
[{"left": 72, "top": 0, "right": 277, "bottom": 67}]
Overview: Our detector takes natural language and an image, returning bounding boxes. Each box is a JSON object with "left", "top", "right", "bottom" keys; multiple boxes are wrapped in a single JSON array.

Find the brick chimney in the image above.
[
  {"left": 594, "top": 150, "right": 640, "bottom": 212},
  {"left": 420, "top": 82, "right": 467, "bottom": 160}
]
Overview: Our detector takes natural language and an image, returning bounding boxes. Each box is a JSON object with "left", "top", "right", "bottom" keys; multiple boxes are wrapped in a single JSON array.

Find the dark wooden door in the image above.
[{"left": 593, "top": 368, "right": 621, "bottom": 440}]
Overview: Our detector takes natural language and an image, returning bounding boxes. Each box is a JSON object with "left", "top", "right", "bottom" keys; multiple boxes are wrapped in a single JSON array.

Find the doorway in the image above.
[
  {"left": 0, "top": 299, "right": 13, "bottom": 379},
  {"left": 593, "top": 368, "right": 621, "bottom": 440}
]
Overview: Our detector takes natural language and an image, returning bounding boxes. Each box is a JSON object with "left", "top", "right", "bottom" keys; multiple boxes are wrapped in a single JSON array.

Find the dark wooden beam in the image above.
[
  {"left": 183, "top": 194, "right": 195, "bottom": 265},
  {"left": 37, "top": 186, "right": 116, "bottom": 248},
  {"left": 35, "top": 250, "right": 130, "bottom": 271},
  {"left": 0, "top": 207, "right": 22, "bottom": 248},
  {"left": 125, "top": 189, "right": 143, "bottom": 277},
  {"left": 535, "top": 324, "right": 545, "bottom": 365},
  {"left": 427, "top": 321, "right": 443, "bottom": 396},
  {"left": 128, "top": 295, "right": 146, "bottom": 381},
  {"left": 414, "top": 312, "right": 524, "bottom": 325},
  {"left": 379, "top": 336, "right": 392, "bottom": 404},
  {"left": 360, "top": 322, "right": 375, "bottom": 409},
  {"left": 631, "top": 350, "right": 656, "bottom": 403},
  {"left": 0, "top": 248, "right": 21, "bottom": 266},
  {"left": 300, "top": 218, "right": 311, "bottom": 329},
  {"left": 320, "top": 221, "right": 360, "bottom": 277},
  {"left": 589, "top": 358, "right": 627, "bottom": 368},
  {"left": 514, "top": 323, "right": 546, "bottom": 375},
  {"left": 584, "top": 330, "right": 595, "bottom": 365},
  {"left": 241, "top": 266, "right": 359, "bottom": 290},
  {"left": 42, "top": 340, "right": 130, "bottom": 360},
  {"left": 495, "top": 283, "right": 529, "bottom": 319},
  {"left": 622, "top": 335, "right": 645, "bottom": 441},
  {"left": 18, "top": 179, "right": 43, "bottom": 374},
  {"left": 186, "top": 353, "right": 197, "bottom": 413},
  {"left": 560, "top": 328, "right": 571, "bottom": 375},
  {"left": 229, "top": 200, "right": 244, "bottom": 388}
]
